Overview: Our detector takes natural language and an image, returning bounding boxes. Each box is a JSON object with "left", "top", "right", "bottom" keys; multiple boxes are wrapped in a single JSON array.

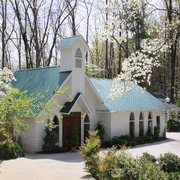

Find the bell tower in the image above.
[{"left": 58, "top": 35, "right": 89, "bottom": 96}]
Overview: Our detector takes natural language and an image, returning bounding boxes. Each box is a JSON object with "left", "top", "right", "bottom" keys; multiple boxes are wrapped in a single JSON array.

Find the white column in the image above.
[
  {"left": 144, "top": 111, "right": 148, "bottom": 135},
  {"left": 59, "top": 114, "right": 63, "bottom": 147},
  {"left": 81, "top": 114, "right": 84, "bottom": 145},
  {"left": 135, "top": 112, "right": 139, "bottom": 137}
]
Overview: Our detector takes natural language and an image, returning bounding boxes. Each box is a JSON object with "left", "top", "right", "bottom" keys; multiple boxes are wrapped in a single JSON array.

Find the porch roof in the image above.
[
  {"left": 60, "top": 93, "right": 81, "bottom": 114},
  {"left": 60, "top": 92, "right": 91, "bottom": 115}
]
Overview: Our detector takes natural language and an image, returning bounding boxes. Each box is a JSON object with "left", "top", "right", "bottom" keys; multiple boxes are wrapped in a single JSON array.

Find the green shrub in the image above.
[
  {"left": 103, "top": 135, "right": 131, "bottom": 148},
  {"left": 167, "top": 112, "right": 180, "bottom": 132},
  {"left": 136, "top": 137, "right": 145, "bottom": 144},
  {"left": 0, "top": 141, "right": 24, "bottom": 160},
  {"left": 42, "top": 127, "right": 58, "bottom": 152},
  {"left": 95, "top": 122, "right": 105, "bottom": 142},
  {"left": 97, "top": 148, "right": 120, "bottom": 179},
  {"left": 38, "top": 146, "right": 69, "bottom": 154},
  {"left": 140, "top": 152, "right": 157, "bottom": 163},
  {"left": 81, "top": 130, "right": 101, "bottom": 178},
  {"left": 167, "top": 172, "right": 180, "bottom": 180},
  {"left": 109, "top": 136, "right": 128, "bottom": 147},
  {"left": 81, "top": 132, "right": 179, "bottom": 179},
  {"left": 138, "top": 157, "right": 166, "bottom": 180},
  {"left": 139, "top": 127, "right": 144, "bottom": 137},
  {"left": 167, "top": 120, "right": 180, "bottom": 132},
  {"left": 144, "top": 135, "right": 153, "bottom": 142},
  {"left": 153, "top": 126, "right": 159, "bottom": 139},
  {"left": 81, "top": 131, "right": 180, "bottom": 179},
  {"left": 127, "top": 137, "right": 136, "bottom": 146},
  {"left": 146, "top": 126, "right": 153, "bottom": 137},
  {"left": 158, "top": 153, "right": 180, "bottom": 173},
  {"left": 116, "top": 152, "right": 139, "bottom": 179}
]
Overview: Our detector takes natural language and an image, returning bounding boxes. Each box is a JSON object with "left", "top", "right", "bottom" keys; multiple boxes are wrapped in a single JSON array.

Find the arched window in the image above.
[
  {"left": 148, "top": 112, "right": 152, "bottom": 120},
  {"left": 75, "top": 48, "right": 82, "bottom": 58},
  {"left": 148, "top": 112, "right": 152, "bottom": 131},
  {"left": 139, "top": 112, "right": 144, "bottom": 136},
  {"left": 52, "top": 116, "right": 59, "bottom": 144},
  {"left": 84, "top": 114, "right": 90, "bottom": 142},
  {"left": 75, "top": 48, "right": 82, "bottom": 68},
  {"left": 129, "top": 112, "right": 135, "bottom": 137}
]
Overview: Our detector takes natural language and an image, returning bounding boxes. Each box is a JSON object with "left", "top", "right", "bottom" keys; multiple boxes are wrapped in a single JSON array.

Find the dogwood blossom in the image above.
[
  {"left": 103, "top": 0, "right": 170, "bottom": 98},
  {"left": 0, "top": 67, "right": 15, "bottom": 97}
]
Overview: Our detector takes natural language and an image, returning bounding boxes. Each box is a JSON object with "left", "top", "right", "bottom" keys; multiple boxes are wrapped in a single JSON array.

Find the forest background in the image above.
[{"left": 0, "top": 0, "right": 179, "bottom": 104}]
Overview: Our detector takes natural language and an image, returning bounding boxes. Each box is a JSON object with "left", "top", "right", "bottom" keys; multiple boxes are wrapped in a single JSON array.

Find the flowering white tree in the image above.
[
  {"left": 0, "top": 67, "right": 15, "bottom": 97},
  {"left": 99, "top": 0, "right": 170, "bottom": 98},
  {"left": 0, "top": 68, "right": 39, "bottom": 141}
]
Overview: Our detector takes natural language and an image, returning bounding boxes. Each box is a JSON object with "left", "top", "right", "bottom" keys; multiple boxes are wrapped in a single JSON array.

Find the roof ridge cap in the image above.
[
  {"left": 16, "top": 65, "right": 60, "bottom": 72},
  {"left": 63, "top": 34, "right": 81, "bottom": 39}
]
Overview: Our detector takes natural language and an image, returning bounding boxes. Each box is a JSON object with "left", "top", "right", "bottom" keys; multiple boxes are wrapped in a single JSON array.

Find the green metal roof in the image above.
[
  {"left": 90, "top": 78, "right": 168, "bottom": 112},
  {"left": 57, "top": 35, "right": 81, "bottom": 49},
  {"left": 60, "top": 93, "right": 81, "bottom": 114},
  {"left": 12, "top": 66, "right": 71, "bottom": 114}
]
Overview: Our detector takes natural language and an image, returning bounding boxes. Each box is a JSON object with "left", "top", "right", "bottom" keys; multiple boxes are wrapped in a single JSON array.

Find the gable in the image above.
[
  {"left": 12, "top": 66, "right": 71, "bottom": 114},
  {"left": 58, "top": 35, "right": 80, "bottom": 49},
  {"left": 90, "top": 78, "right": 168, "bottom": 112}
]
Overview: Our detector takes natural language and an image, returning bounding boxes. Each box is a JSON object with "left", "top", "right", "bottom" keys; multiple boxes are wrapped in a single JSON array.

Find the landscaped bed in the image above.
[{"left": 82, "top": 131, "right": 180, "bottom": 179}]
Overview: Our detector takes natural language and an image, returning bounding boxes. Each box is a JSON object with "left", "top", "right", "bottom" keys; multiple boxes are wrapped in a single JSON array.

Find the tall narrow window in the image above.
[
  {"left": 75, "top": 48, "right": 82, "bottom": 68},
  {"left": 139, "top": 112, "right": 144, "bottom": 136},
  {"left": 156, "top": 116, "right": 160, "bottom": 132},
  {"left": 84, "top": 114, "right": 90, "bottom": 142},
  {"left": 52, "top": 116, "right": 59, "bottom": 144},
  {"left": 147, "top": 112, "right": 153, "bottom": 136},
  {"left": 148, "top": 112, "right": 153, "bottom": 128},
  {"left": 129, "top": 112, "right": 135, "bottom": 137}
]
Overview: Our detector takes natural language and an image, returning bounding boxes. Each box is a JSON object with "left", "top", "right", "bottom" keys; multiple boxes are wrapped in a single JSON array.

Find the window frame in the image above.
[
  {"left": 84, "top": 114, "right": 90, "bottom": 142},
  {"left": 139, "top": 112, "right": 144, "bottom": 136},
  {"left": 129, "top": 112, "right": 135, "bottom": 137},
  {"left": 75, "top": 48, "right": 82, "bottom": 68}
]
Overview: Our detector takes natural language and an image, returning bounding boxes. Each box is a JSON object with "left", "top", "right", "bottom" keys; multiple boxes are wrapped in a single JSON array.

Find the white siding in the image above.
[
  {"left": 110, "top": 112, "right": 129, "bottom": 138},
  {"left": 20, "top": 118, "right": 36, "bottom": 153},
  {"left": 109, "top": 110, "right": 166, "bottom": 139},
  {"left": 99, "top": 113, "right": 111, "bottom": 140},
  {"left": 85, "top": 78, "right": 105, "bottom": 129}
]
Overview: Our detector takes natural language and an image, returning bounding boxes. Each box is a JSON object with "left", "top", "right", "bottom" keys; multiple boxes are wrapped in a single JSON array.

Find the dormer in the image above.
[{"left": 58, "top": 35, "right": 89, "bottom": 72}]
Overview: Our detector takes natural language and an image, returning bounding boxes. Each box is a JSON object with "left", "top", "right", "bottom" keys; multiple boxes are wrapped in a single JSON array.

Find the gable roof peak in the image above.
[{"left": 57, "top": 34, "right": 88, "bottom": 50}]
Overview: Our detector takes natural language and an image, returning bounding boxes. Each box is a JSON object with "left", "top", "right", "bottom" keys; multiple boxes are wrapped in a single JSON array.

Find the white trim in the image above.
[
  {"left": 79, "top": 94, "right": 92, "bottom": 113},
  {"left": 96, "top": 108, "right": 166, "bottom": 113}
]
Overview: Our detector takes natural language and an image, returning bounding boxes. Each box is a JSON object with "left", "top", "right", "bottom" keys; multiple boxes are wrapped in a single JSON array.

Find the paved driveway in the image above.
[
  {"left": 0, "top": 152, "right": 93, "bottom": 180},
  {"left": 126, "top": 132, "right": 180, "bottom": 157},
  {"left": 0, "top": 132, "right": 179, "bottom": 180}
]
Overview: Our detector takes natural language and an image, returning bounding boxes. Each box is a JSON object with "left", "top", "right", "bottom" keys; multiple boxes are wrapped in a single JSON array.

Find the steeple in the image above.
[{"left": 58, "top": 35, "right": 89, "bottom": 96}]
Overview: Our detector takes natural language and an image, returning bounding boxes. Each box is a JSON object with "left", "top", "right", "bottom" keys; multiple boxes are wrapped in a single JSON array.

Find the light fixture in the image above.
[{"left": 165, "top": 97, "right": 170, "bottom": 103}]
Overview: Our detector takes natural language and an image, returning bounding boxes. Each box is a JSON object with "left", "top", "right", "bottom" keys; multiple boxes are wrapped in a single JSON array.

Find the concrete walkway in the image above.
[
  {"left": 0, "top": 152, "right": 93, "bottom": 180},
  {"left": 0, "top": 132, "right": 179, "bottom": 180}
]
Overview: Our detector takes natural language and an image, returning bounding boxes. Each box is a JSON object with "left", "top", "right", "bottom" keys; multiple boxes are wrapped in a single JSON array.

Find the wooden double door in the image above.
[{"left": 63, "top": 112, "right": 81, "bottom": 147}]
